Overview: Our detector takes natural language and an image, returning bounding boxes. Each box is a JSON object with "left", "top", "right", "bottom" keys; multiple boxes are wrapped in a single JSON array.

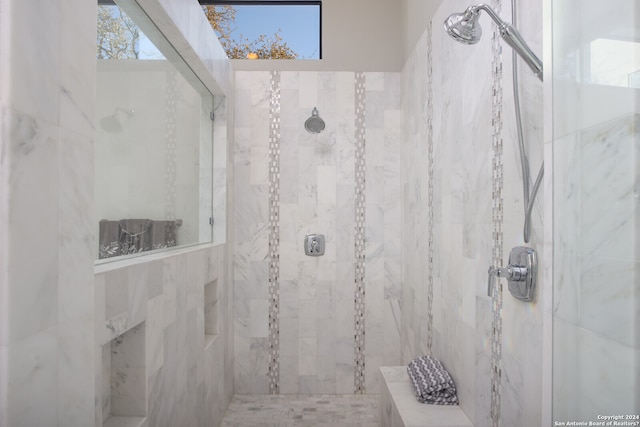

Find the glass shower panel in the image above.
[
  {"left": 95, "top": 0, "right": 214, "bottom": 261},
  {"left": 552, "top": 0, "right": 640, "bottom": 422}
]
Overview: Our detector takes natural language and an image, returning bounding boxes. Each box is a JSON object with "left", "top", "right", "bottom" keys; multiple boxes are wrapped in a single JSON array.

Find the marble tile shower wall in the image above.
[
  {"left": 553, "top": 114, "right": 640, "bottom": 418},
  {"left": 1, "top": 0, "right": 97, "bottom": 425},
  {"left": 1, "top": 0, "right": 233, "bottom": 426},
  {"left": 95, "top": 245, "right": 233, "bottom": 427},
  {"left": 401, "top": 0, "right": 545, "bottom": 426},
  {"left": 233, "top": 71, "right": 402, "bottom": 395}
]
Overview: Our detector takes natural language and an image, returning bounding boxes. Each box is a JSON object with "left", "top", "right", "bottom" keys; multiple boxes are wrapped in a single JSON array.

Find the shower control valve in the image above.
[
  {"left": 487, "top": 246, "right": 537, "bottom": 302},
  {"left": 304, "top": 234, "right": 325, "bottom": 256}
]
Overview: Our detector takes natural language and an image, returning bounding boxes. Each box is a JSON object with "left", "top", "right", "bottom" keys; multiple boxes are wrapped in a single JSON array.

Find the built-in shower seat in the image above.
[{"left": 379, "top": 366, "right": 474, "bottom": 427}]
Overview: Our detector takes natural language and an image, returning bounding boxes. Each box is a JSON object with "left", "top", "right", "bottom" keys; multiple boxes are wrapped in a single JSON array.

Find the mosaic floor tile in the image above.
[{"left": 220, "top": 394, "right": 379, "bottom": 427}]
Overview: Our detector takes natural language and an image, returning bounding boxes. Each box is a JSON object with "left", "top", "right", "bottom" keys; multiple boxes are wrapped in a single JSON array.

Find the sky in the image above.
[{"left": 230, "top": 5, "right": 321, "bottom": 59}]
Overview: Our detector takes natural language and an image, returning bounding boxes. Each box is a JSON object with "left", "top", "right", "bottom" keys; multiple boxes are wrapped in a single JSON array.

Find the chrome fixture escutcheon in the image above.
[
  {"left": 304, "top": 234, "right": 325, "bottom": 256},
  {"left": 487, "top": 246, "right": 537, "bottom": 302}
]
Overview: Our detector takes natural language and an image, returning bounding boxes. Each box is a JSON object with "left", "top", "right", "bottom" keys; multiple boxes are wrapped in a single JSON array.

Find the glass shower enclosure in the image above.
[{"left": 552, "top": 0, "right": 640, "bottom": 421}]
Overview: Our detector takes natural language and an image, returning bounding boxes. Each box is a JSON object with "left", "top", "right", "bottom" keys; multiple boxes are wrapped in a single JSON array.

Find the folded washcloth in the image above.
[{"left": 407, "top": 355, "right": 459, "bottom": 405}]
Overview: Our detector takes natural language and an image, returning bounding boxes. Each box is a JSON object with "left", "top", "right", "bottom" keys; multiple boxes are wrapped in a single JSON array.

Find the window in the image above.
[
  {"left": 96, "top": 0, "right": 215, "bottom": 261},
  {"left": 97, "top": 2, "right": 165, "bottom": 60},
  {"left": 199, "top": 1, "right": 321, "bottom": 59}
]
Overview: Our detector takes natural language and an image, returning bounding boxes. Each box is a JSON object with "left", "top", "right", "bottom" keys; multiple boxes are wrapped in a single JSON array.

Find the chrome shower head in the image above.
[
  {"left": 444, "top": 4, "right": 543, "bottom": 81},
  {"left": 304, "top": 107, "right": 325, "bottom": 134},
  {"left": 444, "top": 9, "right": 482, "bottom": 45},
  {"left": 100, "top": 107, "right": 135, "bottom": 133}
]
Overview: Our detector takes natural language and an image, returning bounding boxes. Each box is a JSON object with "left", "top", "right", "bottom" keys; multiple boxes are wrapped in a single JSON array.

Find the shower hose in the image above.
[{"left": 511, "top": 0, "right": 544, "bottom": 243}]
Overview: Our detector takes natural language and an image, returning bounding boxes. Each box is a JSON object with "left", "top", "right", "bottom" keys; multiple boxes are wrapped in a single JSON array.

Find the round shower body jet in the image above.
[{"left": 444, "top": 3, "right": 543, "bottom": 81}]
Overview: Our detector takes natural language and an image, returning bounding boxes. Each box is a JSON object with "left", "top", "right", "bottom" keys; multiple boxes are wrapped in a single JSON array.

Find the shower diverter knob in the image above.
[{"left": 487, "top": 246, "right": 537, "bottom": 302}]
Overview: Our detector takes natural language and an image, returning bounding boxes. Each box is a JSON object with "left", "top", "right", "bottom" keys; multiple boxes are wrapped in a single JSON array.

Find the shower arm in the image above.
[{"left": 468, "top": 4, "right": 543, "bottom": 81}]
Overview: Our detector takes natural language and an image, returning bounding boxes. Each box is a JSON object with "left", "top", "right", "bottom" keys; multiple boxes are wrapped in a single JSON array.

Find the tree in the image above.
[
  {"left": 96, "top": 6, "right": 140, "bottom": 59},
  {"left": 203, "top": 5, "right": 298, "bottom": 60}
]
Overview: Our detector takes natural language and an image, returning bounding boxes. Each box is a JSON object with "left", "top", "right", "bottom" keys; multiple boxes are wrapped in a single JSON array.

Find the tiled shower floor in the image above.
[{"left": 220, "top": 394, "right": 379, "bottom": 427}]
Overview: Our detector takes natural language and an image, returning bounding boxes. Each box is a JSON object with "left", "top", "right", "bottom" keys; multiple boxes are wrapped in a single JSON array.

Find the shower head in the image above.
[
  {"left": 444, "top": 10, "right": 482, "bottom": 44},
  {"left": 100, "top": 107, "right": 135, "bottom": 133},
  {"left": 304, "top": 107, "right": 325, "bottom": 134},
  {"left": 444, "top": 4, "right": 543, "bottom": 81}
]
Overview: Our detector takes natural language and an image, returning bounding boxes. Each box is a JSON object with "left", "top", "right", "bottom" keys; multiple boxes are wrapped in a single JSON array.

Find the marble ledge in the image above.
[
  {"left": 103, "top": 416, "right": 147, "bottom": 427},
  {"left": 94, "top": 243, "right": 222, "bottom": 275},
  {"left": 379, "top": 366, "right": 474, "bottom": 427}
]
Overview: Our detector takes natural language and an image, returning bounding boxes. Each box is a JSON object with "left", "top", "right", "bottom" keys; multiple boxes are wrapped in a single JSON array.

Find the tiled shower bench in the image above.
[{"left": 379, "top": 366, "right": 474, "bottom": 427}]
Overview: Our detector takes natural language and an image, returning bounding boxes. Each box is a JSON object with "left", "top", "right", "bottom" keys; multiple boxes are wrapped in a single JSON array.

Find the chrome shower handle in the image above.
[
  {"left": 487, "top": 265, "right": 528, "bottom": 296},
  {"left": 487, "top": 247, "right": 537, "bottom": 301},
  {"left": 487, "top": 266, "right": 515, "bottom": 297}
]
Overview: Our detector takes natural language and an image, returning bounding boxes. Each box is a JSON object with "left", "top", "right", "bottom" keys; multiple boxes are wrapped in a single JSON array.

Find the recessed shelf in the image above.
[
  {"left": 204, "top": 279, "right": 219, "bottom": 350},
  {"left": 205, "top": 279, "right": 218, "bottom": 331},
  {"left": 102, "top": 322, "right": 147, "bottom": 426}
]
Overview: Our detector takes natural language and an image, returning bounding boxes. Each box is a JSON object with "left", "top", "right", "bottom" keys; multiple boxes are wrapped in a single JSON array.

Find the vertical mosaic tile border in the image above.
[
  {"left": 490, "top": 1, "right": 504, "bottom": 426},
  {"left": 354, "top": 72, "right": 367, "bottom": 394},
  {"left": 164, "top": 71, "right": 177, "bottom": 222},
  {"left": 426, "top": 21, "right": 435, "bottom": 355},
  {"left": 268, "top": 71, "right": 281, "bottom": 395}
]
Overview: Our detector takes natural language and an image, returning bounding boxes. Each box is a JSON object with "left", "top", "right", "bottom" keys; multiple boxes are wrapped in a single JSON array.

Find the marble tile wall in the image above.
[
  {"left": 213, "top": 96, "right": 230, "bottom": 246},
  {"left": 552, "top": 117, "right": 640, "bottom": 420},
  {"left": 401, "top": 0, "right": 545, "bottom": 425},
  {"left": 233, "top": 71, "right": 403, "bottom": 395},
  {"left": 0, "top": 0, "right": 97, "bottom": 425},
  {"left": 1, "top": 0, "right": 234, "bottom": 426},
  {"left": 95, "top": 245, "right": 232, "bottom": 427}
]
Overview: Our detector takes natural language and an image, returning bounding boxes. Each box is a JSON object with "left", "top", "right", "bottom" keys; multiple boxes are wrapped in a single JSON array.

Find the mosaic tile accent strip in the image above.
[
  {"left": 268, "top": 71, "right": 281, "bottom": 395},
  {"left": 490, "top": 1, "right": 504, "bottom": 425},
  {"left": 426, "top": 21, "right": 435, "bottom": 355},
  {"left": 164, "top": 71, "right": 177, "bottom": 222},
  {"left": 354, "top": 71, "right": 367, "bottom": 394}
]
